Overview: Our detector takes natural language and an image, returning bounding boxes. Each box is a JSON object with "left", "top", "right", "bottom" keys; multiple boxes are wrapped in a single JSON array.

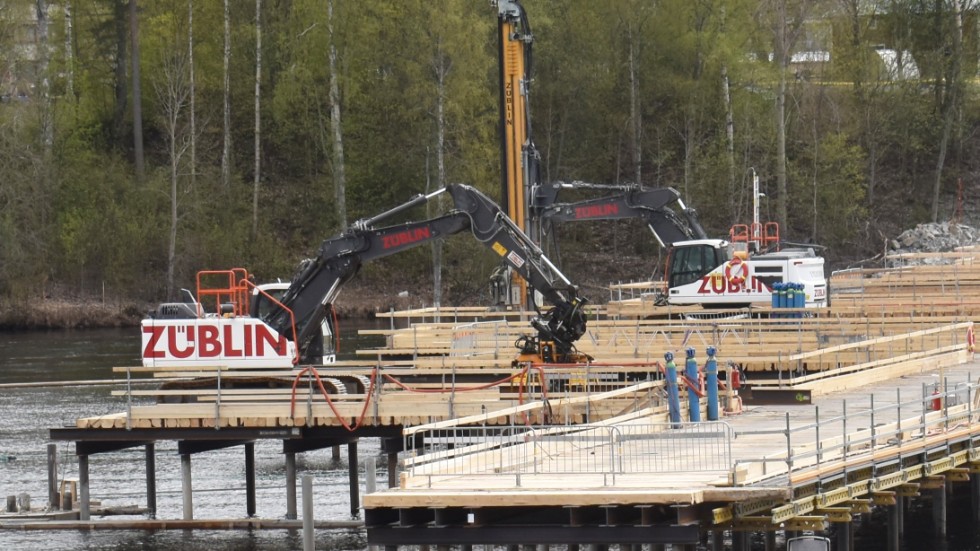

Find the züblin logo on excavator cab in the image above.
[
  {"left": 382, "top": 227, "right": 431, "bottom": 249},
  {"left": 574, "top": 204, "right": 619, "bottom": 219},
  {"left": 142, "top": 322, "right": 288, "bottom": 359}
]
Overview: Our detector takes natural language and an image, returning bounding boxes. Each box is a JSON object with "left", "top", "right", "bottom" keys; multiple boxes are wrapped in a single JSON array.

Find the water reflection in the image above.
[{"left": 0, "top": 322, "right": 387, "bottom": 550}]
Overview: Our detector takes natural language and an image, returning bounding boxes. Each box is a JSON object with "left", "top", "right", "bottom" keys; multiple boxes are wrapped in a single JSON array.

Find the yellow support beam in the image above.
[
  {"left": 712, "top": 506, "right": 734, "bottom": 525},
  {"left": 785, "top": 516, "right": 828, "bottom": 532},
  {"left": 814, "top": 487, "right": 851, "bottom": 509},
  {"left": 734, "top": 498, "right": 784, "bottom": 517},
  {"left": 817, "top": 508, "right": 852, "bottom": 523},
  {"left": 847, "top": 499, "right": 872, "bottom": 514},
  {"left": 947, "top": 468, "right": 971, "bottom": 482},
  {"left": 872, "top": 491, "right": 896, "bottom": 506},
  {"left": 919, "top": 476, "right": 945, "bottom": 490},
  {"left": 896, "top": 483, "right": 920, "bottom": 497}
]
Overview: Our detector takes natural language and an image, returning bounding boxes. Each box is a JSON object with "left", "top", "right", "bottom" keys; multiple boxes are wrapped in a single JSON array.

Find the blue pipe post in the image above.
[
  {"left": 706, "top": 346, "right": 719, "bottom": 421},
  {"left": 685, "top": 347, "right": 701, "bottom": 422},
  {"left": 771, "top": 282, "right": 782, "bottom": 309},
  {"left": 665, "top": 352, "right": 681, "bottom": 426}
]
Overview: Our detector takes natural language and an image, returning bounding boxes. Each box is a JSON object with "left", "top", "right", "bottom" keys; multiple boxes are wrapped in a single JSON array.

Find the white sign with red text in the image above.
[{"left": 141, "top": 318, "right": 297, "bottom": 368}]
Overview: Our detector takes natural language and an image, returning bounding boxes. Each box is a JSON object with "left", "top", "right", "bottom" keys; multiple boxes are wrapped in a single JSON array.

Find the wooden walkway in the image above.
[{"left": 361, "top": 355, "right": 980, "bottom": 547}]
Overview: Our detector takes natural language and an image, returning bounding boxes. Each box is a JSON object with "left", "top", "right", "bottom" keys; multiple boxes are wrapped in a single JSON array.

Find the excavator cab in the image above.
[
  {"left": 666, "top": 241, "right": 730, "bottom": 289},
  {"left": 250, "top": 282, "right": 336, "bottom": 365}
]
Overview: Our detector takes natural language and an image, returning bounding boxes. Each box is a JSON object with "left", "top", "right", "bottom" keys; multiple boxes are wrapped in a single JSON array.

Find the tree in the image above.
[
  {"left": 252, "top": 0, "right": 262, "bottom": 237},
  {"left": 155, "top": 49, "right": 191, "bottom": 299},
  {"left": 130, "top": 0, "right": 145, "bottom": 183},
  {"left": 328, "top": 0, "right": 347, "bottom": 230},
  {"left": 187, "top": 0, "right": 196, "bottom": 188},
  {"left": 221, "top": 0, "right": 232, "bottom": 189}
]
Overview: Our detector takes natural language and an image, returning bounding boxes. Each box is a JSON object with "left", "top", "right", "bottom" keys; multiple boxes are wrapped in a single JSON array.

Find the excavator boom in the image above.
[{"left": 143, "top": 184, "right": 589, "bottom": 368}]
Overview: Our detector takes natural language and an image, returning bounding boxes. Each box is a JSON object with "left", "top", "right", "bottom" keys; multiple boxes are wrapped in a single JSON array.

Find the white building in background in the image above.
[{"left": 873, "top": 47, "right": 920, "bottom": 80}]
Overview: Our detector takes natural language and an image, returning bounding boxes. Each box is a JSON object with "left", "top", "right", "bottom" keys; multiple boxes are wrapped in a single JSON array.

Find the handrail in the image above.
[
  {"left": 241, "top": 278, "right": 301, "bottom": 366},
  {"left": 734, "top": 374, "right": 978, "bottom": 485}
]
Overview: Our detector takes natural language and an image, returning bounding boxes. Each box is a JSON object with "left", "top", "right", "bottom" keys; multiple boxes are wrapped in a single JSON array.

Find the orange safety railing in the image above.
[
  {"left": 729, "top": 222, "right": 780, "bottom": 252},
  {"left": 196, "top": 268, "right": 251, "bottom": 316}
]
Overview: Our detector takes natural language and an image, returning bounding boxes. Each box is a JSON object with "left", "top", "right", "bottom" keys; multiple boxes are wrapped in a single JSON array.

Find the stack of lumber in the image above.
[{"left": 361, "top": 315, "right": 972, "bottom": 374}]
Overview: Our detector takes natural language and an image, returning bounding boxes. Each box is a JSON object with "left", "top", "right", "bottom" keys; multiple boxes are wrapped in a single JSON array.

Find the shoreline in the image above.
[{"left": 0, "top": 286, "right": 425, "bottom": 331}]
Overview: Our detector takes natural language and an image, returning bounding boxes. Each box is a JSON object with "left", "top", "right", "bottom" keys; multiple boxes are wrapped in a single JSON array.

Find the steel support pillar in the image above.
[
  {"left": 145, "top": 443, "right": 156, "bottom": 518},
  {"left": 180, "top": 453, "right": 193, "bottom": 520},
  {"left": 245, "top": 442, "right": 256, "bottom": 517},
  {"left": 348, "top": 440, "right": 360, "bottom": 518},
  {"left": 286, "top": 452, "right": 297, "bottom": 520},
  {"left": 47, "top": 444, "right": 57, "bottom": 509},
  {"left": 973, "top": 474, "right": 980, "bottom": 523},
  {"left": 78, "top": 454, "right": 90, "bottom": 521},
  {"left": 711, "top": 530, "right": 724, "bottom": 551},
  {"left": 887, "top": 502, "right": 900, "bottom": 551},
  {"left": 388, "top": 451, "right": 398, "bottom": 488},
  {"left": 835, "top": 522, "right": 851, "bottom": 551},
  {"left": 897, "top": 495, "right": 905, "bottom": 539},
  {"left": 933, "top": 480, "right": 947, "bottom": 538},
  {"left": 765, "top": 530, "right": 776, "bottom": 551},
  {"left": 732, "top": 530, "right": 746, "bottom": 551}
]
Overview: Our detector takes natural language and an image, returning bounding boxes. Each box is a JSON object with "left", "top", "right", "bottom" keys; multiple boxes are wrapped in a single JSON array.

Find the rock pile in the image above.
[{"left": 887, "top": 222, "right": 980, "bottom": 264}]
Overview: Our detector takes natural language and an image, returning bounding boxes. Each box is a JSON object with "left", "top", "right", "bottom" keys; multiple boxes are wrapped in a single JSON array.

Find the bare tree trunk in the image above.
[
  {"left": 931, "top": 0, "right": 963, "bottom": 222},
  {"left": 722, "top": 64, "right": 736, "bottom": 216},
  {"left": 35, "top": 0, "right": 52, "bottom": 153},
  {"left": 628, "top": 24, "right": 641, "bottom": 186},
  {"left": 113, "top": 0, "right": 127, "bottom": 144},
  {"left": 188, "top": 0, "right": 196, "bottom": 188},
  {"left": 35, "top": 0, "right": 53, "bottom": 230},
  {"left": 252, "top": 0, "right": 262, "bottom": 237},
  {"left": 64, "top": 0, "right": 74, "bottom": 100},
  {"left": 130, "top": 0, "right": 145, "bottom": 183},
  {"left": 430, "top": 37, "right": 450, "bottom": 311},
  {"left": 221, "top": 0, "right": 232, "bottom": 188},
  {"left": 774, "top": 0, "right": 789, "bottom": 230},
  {"left": 328, "top": 0, "right": 347, "bottom": 229},
  {"left": 157, "top": 53, "right": 190, "bottom": 300}
]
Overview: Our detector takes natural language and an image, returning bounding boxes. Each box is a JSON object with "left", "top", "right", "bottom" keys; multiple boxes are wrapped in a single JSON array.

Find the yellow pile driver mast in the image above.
[{"left": 494, "top": 0, "right": 539, "bottom": 309}]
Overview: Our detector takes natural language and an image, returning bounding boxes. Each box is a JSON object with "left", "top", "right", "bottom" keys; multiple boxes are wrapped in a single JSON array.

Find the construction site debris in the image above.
[{"left": 887, "top": 222, "right": 980, "bottom": 264}]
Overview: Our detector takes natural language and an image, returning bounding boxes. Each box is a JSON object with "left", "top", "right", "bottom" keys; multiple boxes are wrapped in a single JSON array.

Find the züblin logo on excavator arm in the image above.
[
  {"left": 382, "top": 227, "right": 431, "bottom": 249},
  {"left": 574, "top": 204, "right": 619, "bottom": 219}
]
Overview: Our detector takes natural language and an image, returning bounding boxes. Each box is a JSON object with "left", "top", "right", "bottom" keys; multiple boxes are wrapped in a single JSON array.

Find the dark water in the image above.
[
  {"left": 4, "top": 326, "right": 980, "bottom": 550},
  {"left": 0, "top": 323, "right": 389, "bottom": 551}
]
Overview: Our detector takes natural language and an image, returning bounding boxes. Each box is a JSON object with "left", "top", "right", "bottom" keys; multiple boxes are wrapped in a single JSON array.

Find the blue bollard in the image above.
[
  {"left": 706, "top": 346, "right": 719, "bottom": 421},
  {"left": 685, "top": 347, "right": 701, "bottom": 422},
  {"left": 665, "top": 352, "right": 681, "bottom": 426}
]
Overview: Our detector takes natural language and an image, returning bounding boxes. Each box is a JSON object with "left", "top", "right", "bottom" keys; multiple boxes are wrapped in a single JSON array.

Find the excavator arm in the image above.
[
  {"left": 532, "top": 181, "right": 708, "bottom": 248},
  {"left": 264, "top": 184, "right": 588, "bottom": 363}
]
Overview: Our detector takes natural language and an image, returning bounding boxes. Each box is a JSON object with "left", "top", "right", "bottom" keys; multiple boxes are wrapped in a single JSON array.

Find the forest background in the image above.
[{"left": 0, "top": 0, "right": 976, "bottom": 327}]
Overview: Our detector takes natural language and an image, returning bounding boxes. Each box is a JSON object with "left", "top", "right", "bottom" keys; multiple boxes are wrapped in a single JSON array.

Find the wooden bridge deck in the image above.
[{"left": 362, "top": 353, "right": 980, "bottom": 544}]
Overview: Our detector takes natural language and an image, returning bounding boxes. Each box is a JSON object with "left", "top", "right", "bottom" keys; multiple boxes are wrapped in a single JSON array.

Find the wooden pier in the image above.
[
  {"left": 362, "top": 357, "right": 980, "bottom": 548},
  {"left": 38, "top": 248, "right": 980, "bottom": 549}
]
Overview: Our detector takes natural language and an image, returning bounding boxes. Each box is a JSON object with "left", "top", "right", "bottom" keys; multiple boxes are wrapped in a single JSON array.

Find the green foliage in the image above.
[
  {"left": 788, "top": 133, "right": 867, "bottom": 255},
  {"left": 5, "top": 0, "right": 980, "bottom": 306}
]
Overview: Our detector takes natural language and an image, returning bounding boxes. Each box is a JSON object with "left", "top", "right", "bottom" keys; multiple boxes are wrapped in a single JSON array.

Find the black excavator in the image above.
[{"left": 143, "top": 184, "right": 591, "bottom": 371}]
